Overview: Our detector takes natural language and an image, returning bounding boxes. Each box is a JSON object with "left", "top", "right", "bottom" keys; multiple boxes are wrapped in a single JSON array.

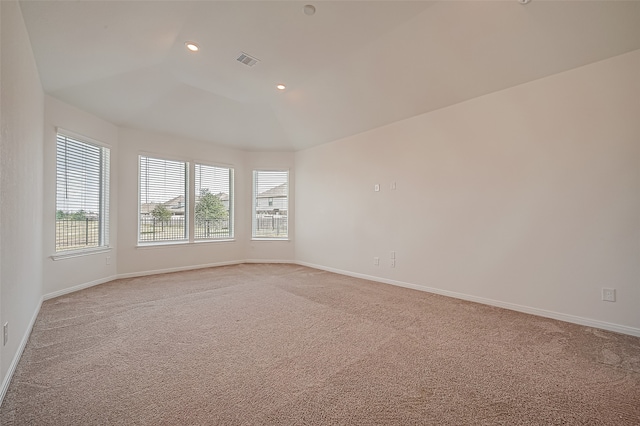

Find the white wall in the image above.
[
  {"left": 42, "top": 96, "right": 119, "bottom": 297},
  {"left": 0, "top": 0, "right": 44, "bottom": 393},
  {"left": 295, "top": 50, "right": 640, "bottom": 334},
  {"left": 1, "top": 13, "right": 637, "bottom": 405},
  {"left": 117, "top": 127, "right": 247, "bottom": 276}
]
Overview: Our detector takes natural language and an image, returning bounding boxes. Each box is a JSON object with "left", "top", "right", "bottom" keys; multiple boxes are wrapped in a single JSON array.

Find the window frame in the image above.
[
  {"left": 252, "top": 169, "right": 289, "bottom": 240},
  {"left": 194, "top": 162, "right": 235, "bottom": 242},
  {"left": 137, "top": 154, "right": 190, "bottom": 246},
  {"left": 53, "top": 129, "right": 111, "bottom": 258}
]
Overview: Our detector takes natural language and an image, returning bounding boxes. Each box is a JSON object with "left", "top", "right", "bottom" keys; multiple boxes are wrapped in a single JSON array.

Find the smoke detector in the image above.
[
  {"left": 518, "top": 0, "right": 531, "bottom": 4},
  {"left": 236, "top": 52, "right": 260, "bottom": 67}
]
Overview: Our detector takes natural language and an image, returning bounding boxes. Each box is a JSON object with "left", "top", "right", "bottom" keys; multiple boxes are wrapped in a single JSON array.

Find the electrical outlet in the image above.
[
  {"left": 106, "top": 256, "right": 111, "bottom": 265},
  {"left": 373, "top": 257, "right": 379, "bottom": 266},
  {"left": 3, "top": 322, "right": 8, "bottom": 346},
  {"left": 390, "top": 259, "right": 396, "bottom": 268},
  {"left": 602, "top": 288, "right": 616, "bottom": 302}
]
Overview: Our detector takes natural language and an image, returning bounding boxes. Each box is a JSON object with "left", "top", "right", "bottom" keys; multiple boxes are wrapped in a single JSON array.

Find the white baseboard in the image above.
[
  {"left": 2, "top": 259, "right": 638, "bottom": 410},
  {"left": 116, "top": 259, "right": 296, "bottom": 280},
  {"left": 41, "top": 260, "right": 640, "bottom": 337},
  {"left": 0, "top": 297, "right": 42, "bottom": 405},
  {"left": 116, "top": 260, "right": 244, "bottom": 280},
  {"left": 43, "top": 276, "right": 118, "bottom": 301},
  {"left": 295, "top": 261, "right": 640, "bottom": 338},
  {"left": 45, "top": 260, "right": 297, "bottom": 296}
]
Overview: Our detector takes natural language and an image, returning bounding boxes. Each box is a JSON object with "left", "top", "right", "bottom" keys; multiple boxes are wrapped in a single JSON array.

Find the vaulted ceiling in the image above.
[{"left": 19, "top": 1, "right": 640, "bottom": 151}]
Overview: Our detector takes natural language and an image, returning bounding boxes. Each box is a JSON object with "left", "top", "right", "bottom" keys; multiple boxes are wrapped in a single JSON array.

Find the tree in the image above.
[
  {"left": 70, "top": 210, "right": 87, "bottom": 221},
  {"left": 56, "top": 210, "right": 88, "bottom": 220},
  {"left": 195, "top": 189, "right": 228, "bottom": 224},
  {"left": 151, "top": 204, "right": 172, "bottom": 229}
]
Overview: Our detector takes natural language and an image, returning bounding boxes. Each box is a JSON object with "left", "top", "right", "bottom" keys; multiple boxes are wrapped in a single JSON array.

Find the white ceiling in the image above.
[{"left": 19, "top": 1, "right": 640, "bottom": 151}]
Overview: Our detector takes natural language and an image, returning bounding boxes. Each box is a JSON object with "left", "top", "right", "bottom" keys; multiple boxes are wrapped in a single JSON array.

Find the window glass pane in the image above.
[
  {"left": 195, "top": 164, "right": 234, "bottom": 240},
  {"left": 139, "top": 156, "right": 188, "bottom": 243},
  {"left": 55, "top": 133, "right": 109, "bottom": 252},
  {"left": 252, "top": 170, "right": 288, "bottom": 239}
]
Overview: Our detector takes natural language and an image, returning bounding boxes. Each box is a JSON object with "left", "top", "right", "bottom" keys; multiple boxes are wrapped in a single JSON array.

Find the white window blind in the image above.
[
  {"left": 195, "top": 164, "right": 234, "bottom": 240},
  {"left": 252, "top": 170, "right": 288, "bottom": 239},
  {"left": 55, "top": 133, "right": 110, "bottom": 252},
  {"left": 139, "top": 156, "right": 188, "bottom": 243}
]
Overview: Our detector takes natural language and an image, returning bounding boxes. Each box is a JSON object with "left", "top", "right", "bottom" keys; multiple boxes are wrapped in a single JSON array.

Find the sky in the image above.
[
  {"left": 56, "top": 136, "right": 106, "bottom": 214},
  {"left": 254, "top": 170, "right": 288, "bottom": 194},
  {"left": 140, "top": 157, "right": 233, "bottom": 204}
]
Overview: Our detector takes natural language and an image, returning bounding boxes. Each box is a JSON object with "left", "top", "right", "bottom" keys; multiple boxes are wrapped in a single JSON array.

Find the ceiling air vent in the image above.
[{"left": 236, "top": 52, "right": 260, "bottom": 67}]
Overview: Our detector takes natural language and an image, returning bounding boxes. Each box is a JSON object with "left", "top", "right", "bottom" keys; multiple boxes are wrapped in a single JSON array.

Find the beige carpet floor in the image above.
[{"left": 1, "top": 263, "right": 639, "bottom": 425}]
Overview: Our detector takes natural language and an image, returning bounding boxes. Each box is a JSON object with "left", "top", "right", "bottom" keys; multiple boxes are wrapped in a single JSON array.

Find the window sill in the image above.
[
  {"left": 136, "top": 239, "right": 236, "bottom": 249},
  {"left": 51, "top": 246, "right": 112, "bottom": 261},
  {"left": 251, "top": 238, "right": 290, "bottom": 242},
  {"left": 136, "top": 241, "right": 189, "bottom": 249}
]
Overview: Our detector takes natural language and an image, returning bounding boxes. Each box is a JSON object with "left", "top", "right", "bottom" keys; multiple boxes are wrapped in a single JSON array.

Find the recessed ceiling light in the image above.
[
  {"left": 185, "top": 42, "right": 199, "bottom": 52},
  {"left": 518, "top": 0, "right": 531, "bottom": 4},
  {"left": 276, "top": 84, "right": 286, "bottom": 90},
  {"left": 303, "top": 4, "right": 316, "bottom": 16}
]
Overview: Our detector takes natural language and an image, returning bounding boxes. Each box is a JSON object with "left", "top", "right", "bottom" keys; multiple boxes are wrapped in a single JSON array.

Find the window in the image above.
[
  {"left": 139, "top": 156, "right": 188, "bottom": 243},
  {"left": 195, "top": 164, "right": 234, "bottom": 240},
  {"left": 55, "top": 132, "right": 110, "bottom": 252},
  {"left": 252, "top": 170, "right": 288, "bottom": 239}
]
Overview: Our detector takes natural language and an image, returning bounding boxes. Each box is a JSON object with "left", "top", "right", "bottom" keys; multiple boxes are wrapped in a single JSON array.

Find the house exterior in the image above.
[
  {"left": 140, "top": 195, "right": 186, "bottom": 216},
  {"left": 141, "top": 193, "right": 229, "bottom": 217},
  {"left": 255, "top": 184, "right": 287, "bottom": 215}
]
